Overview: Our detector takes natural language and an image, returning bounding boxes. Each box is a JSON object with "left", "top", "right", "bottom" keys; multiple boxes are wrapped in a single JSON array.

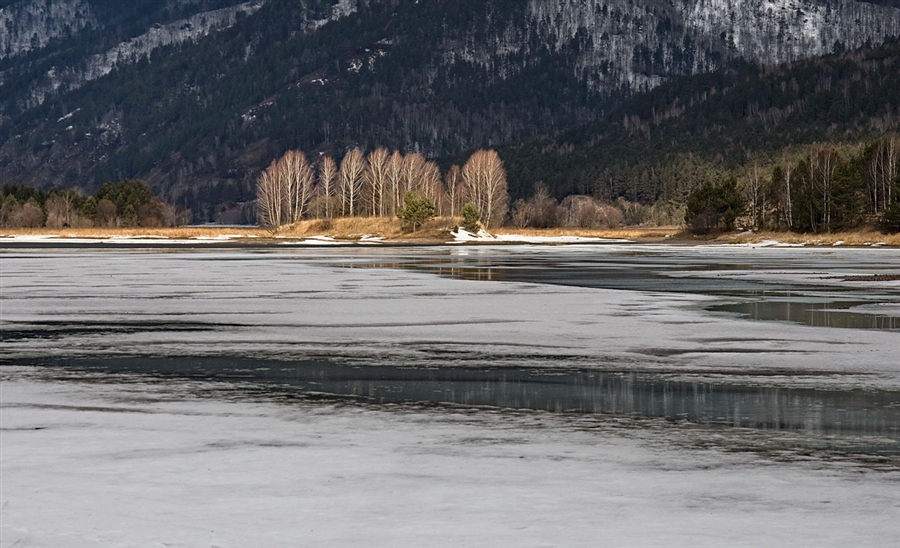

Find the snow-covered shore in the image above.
[
  {"left": 0, "top": 230, "right": 632, "bottom": 246},
  {"left": 2, "top": 227, "right": 896, "bottom": 247}
]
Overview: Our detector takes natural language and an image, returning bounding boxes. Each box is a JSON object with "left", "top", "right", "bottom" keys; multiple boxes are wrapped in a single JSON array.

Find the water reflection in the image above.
[
  {"left": 710, "top": 300, "right": 900, "bottom": 330},
  {"left": 333, "top": 248, "right": 900, "bottom": 331},
  {"left": 45, "top": 357, "right": 900, "bottom": 449}
]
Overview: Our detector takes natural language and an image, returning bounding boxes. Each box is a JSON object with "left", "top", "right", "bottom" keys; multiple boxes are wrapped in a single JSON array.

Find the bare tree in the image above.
[
  {"left": 281, "top": 149, "right": 315, "bottom": 223},
  {"left": 778, "top": 160, "right": 795, "bottom": 229},
  {"left": 96, "top": 198, "right": 118, "bottom": 228},
  {"left": 257, "top": 159, "right": 283, "bottom": 230},
  {"left": 869, "top": 133, "right": 898, "bottom": 214},
  {"left": 257, "top": 149, "right": 315, "bottom": 229},
  {"left": 444, "top": 165, "right": 462, "bottom": 217},
  {"left": 803, "top": 153, "right": 819, "bottom": 232},
  {"left": 557, "top": 195, "right": 622, "bottom": 229},
  {"left": 420, "top": 160, "right": 444, "bottom": 216},
  {"left": 16, "top": 200, "right": 44, "bottom": 228},
  {"left": 45, "top": 194, "right": 72, "bottom": 228},
  {"left": 745, "top": 162, "right": 764, "bottom": 229},
  {"left": 462, "top": 149, "right": 509, "bottom": 228},
  {"left": 814, "top": 147, "right": 838, "bottom": 232},
  {"left": 318, "top": 155, "right": 337, "bottom": 219},
  {"left": 339, "top": 148, "right": 366, "bottom": 217},
  {"left": 386, "top": 150, "right": 404, "bottom": 216},
  {"left": 400, "top": 153, "right": 427, "bottom": 197},
  {"left": 365, "top": 147, "right": 390, "bottom": 217}
]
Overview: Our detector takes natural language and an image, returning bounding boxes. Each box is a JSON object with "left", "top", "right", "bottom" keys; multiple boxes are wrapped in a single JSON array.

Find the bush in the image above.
[
  {"left": 397, "top": 192, "right": 436, "bottom": 232},
  {"left": 461, "top": 202, "right": 480, "bottom": 232},
  {"left": 16, "top": 200, "right": 44, "bottom": 228}
]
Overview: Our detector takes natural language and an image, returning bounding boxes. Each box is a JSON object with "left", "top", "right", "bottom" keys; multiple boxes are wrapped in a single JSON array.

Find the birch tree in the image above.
[
  {"left": 365, "top": 147, "right": 390, "bottom": 217},
  {"left": 420, "top": 160, "right": 444, "bottom": 216},
  {"left": 445, "top": 164, "right": 462, "bottom": 217},
  {"left": 462, "top": 149, "right": 509, "bottom": 228},
  {"left": 784, "top": 157, "right": 794, "bottom": 229},
  {"left": 386, "top": 150, "right": 404, "bottom": 217},
  {"left": 745, "top": 162, "right": 763, "bottom": 229},
  {"left": 318, "top": 155, "right": 337, "bottom": 219},
  {"left": 257, "top": 159, "right": 283, "bottom": 230},
  {"left": 339, "top": 148, "right": 366, "bottom": 217},
  {"left": 401, "top": 153, "right": 427, "bottom": 197},
  {"left": 281, "top": 149, "right": 315, "bottom": 223},
  {"left": 869, "top": 134, "right": 898, "bottom": 214},
  {"left": 814, "top": 147, "right": 838, "bottom": 232}
]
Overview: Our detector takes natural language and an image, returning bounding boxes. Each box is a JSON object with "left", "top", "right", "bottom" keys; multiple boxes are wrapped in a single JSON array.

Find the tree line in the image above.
[
  {"left": 686, "top": 134, "right": 900, "bottom": 233},
  {"left": 501, "top": 39, "right": 900, "bottom": 209},
  {"left": 256, "top": 147, "right": 509, "bottom": 231},
  {"left": 0, "top": 179, "right": 184, "bottom": 229}
]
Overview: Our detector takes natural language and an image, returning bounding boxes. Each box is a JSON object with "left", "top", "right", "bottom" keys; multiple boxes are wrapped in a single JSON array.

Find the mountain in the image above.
[
  {"left": 501, "top": 37, "right": 900, "bottom": 204},
  {"left": 1, "top": 0, "right": 899, "bottom": 220}
]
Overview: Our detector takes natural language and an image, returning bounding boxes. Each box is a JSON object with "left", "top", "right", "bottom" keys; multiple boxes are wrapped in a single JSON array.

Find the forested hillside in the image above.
[
  {"left": 2, "top": 0, "right": 899, "bottom": 221},
  {"left": 503, "top": 38, "right": 900, "bottom": 204}
]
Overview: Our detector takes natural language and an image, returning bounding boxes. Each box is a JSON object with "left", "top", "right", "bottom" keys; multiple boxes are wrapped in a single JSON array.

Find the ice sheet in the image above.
[
  {"left": 2, "top": 247, "right": 899, "bottom": 389},
  {"left": 1, "top": 370, "right": 897, "bottom": 548},
  {"left": 2, "top": 245, "right": 899, "bottom": 546}
]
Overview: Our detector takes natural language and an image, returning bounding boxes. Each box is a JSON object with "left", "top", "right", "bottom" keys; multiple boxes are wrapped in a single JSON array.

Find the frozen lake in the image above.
[{"left": 1, "top": 242, "right": 899, "bottom": 546}]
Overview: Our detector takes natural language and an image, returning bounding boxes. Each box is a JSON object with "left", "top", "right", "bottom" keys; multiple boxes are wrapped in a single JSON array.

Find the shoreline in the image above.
[{"left": 1, "top": 223, "right": 897, "bottom": 247}]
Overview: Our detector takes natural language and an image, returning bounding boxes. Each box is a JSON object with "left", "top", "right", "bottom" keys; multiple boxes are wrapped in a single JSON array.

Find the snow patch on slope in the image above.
[
  {"left": 525, "top": 0, "right": 900, "bottom": 93},
  {"left": 0, "top": 0, "right": 96, "bottom": 60},
  {"left": 24, "top": 1, "right": 265, "bottom": 109},
  {"left": 308, "top": 0, "right": 362, "bottom": 31}
]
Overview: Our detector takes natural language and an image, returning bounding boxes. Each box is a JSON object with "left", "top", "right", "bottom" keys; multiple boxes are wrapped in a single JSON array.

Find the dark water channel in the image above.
[
  {"left": 31, "top": 356, "right": 900, "bottom": 456},
  {"left": 335, "top": 246, "right": 900, "bottom": 331},
  {"left": 709, "top": 299, "right": 900, "bottom": 330},
  {"left": 4, "top": 245, "right": 899, "bottom": 462}
]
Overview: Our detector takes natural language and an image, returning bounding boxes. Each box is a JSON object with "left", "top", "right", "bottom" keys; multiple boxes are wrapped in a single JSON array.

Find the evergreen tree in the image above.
[
  {"left": 685, "top": 177, "right": 746, "bottom": 233},
  {"left": 397, "top": 192, "right": 436, "bottom": 232}
]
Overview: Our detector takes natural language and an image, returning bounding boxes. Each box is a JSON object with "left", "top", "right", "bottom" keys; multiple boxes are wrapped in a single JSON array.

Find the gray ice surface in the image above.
[
  {"left": 2, "top": 368, "right": 899, "bottom": 547},
  {"left": 2, "top": 245, "right": 898, "bottom": 388},
  {"left": 1, "top": 244, "right": 899, "bottom": 546}
]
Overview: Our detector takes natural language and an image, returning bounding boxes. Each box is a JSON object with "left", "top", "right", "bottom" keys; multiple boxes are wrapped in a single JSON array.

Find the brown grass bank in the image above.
[
  {"left": 0, "top": 226, "right": 270, "bottom": 239},
  {"left": 715, "top": 230, "right": 900, "bottom": 247},
  {"left": 2, "top": 221, "right": 897, "bottom": 246},
  {"left": 0, "top": 217, "right": 452, "bottom": 242},
  {"left": 491, "top": 226, "right": 682, "bottom": 241}
]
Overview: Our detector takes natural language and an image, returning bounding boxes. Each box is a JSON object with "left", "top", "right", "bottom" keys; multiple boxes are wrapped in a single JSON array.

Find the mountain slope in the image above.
[
  {"left": 501, "top": 38, "right": 900, "bottom": 203},
  {"left": 1, "top": 0, "right": 899, "bottom": 219}
]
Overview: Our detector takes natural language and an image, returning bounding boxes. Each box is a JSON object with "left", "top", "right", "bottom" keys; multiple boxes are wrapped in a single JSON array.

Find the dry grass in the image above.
[
  {"left": 3, "top": 222, "right": 897, "bottom": 246},
  {"left": 492, "top": 226, "right": 683, "bottom": 240},
  {"left": 720, "top": 230, "right": 900, "bottom": 247},
  {"left": 0, "top": 226, "right": 271, "bottom": 239},
  {"left": 276, "top": 216, "right": 460, "bottom": 241},
  {"left": 277, "top": 217, "right": 405, "bottom": 239},
  {"left": 0, "top": 217, "right": 442, "bottom": 241}
]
